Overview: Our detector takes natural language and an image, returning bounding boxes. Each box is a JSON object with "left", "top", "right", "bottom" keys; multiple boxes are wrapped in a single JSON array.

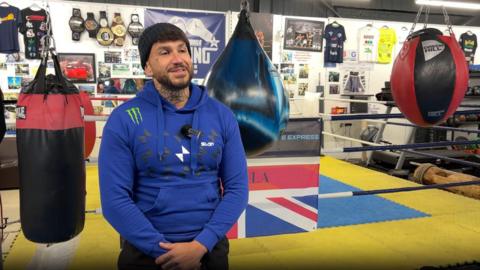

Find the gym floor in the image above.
[{"left": 3, "top": 156, "right": 480, "bottom": 270}]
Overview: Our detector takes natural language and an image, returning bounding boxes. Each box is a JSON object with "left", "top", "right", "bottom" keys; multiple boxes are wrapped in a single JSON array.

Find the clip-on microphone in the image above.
[{"left": 181, "top": 124, "right": 201, "bottom": 139}]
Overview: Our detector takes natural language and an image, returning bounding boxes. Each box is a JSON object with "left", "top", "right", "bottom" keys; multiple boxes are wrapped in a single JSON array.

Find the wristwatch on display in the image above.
[
  {"left": 84, "top": 12, "right": 99, "bottom": 38},
  {"left": 68, "top": 8, "right": 85, "bottom": 41},
  {"left": 111, "top": 13, "right": 126, "bottom": 46},
  {"left": 127, "top": 14, "right": 144, "bottom": 45},
  {"left": 96, "top": 11, "right": 114, "bottom": 46}
]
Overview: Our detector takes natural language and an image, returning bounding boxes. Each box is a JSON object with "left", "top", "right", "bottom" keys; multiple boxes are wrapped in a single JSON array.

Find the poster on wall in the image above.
[
  {"left": 341, "top": 71, "right": 368, "bottom": 94},
  {"left": 58, "top": 53, "right": 96, "bottom": 83},
  {"left": 249, "top": 12, "right": 273, "bottom": 59},
  {"left": 283, "top": 18, "right": 324, "bottom": 52},
  {"left": 144, "top": 8, "right": 226, "bottom": 80}
]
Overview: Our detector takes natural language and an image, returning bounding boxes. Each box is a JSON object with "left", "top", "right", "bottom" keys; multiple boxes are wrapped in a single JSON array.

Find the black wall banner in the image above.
[{"left": 255, "top": 118, "right": 321, "bottom": 158}]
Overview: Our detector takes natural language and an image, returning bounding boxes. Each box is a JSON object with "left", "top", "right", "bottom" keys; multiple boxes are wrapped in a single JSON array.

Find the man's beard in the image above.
[{"left": 156, "top": 67, "right": 193, "bottom": 92}]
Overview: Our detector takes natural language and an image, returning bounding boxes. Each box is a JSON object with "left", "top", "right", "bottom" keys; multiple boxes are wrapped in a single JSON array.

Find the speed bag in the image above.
[
  {"left": 206, "top": 9, "right": 289, "bottom": 157},
  {"left": 16, "top": 55, "right": 85, "bottom": 243},
  {"left": 391, "top": 28, "right": 468, "bottom": 126}
]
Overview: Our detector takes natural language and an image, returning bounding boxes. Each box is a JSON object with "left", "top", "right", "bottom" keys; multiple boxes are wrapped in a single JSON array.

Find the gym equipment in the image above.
[
  {"left": 79, "top": 91, "right": 96, "bottom": 159},
  {"left": 413, "top": 163, "right": 480, "bottom": 199},
  {"left": 206, "top": 1, "right": 288, "bottom": 156},
  {"left": 391, "top": 6, "right": 468, "bottom": 127},
  {"left": 16, "top": 33, "right": 85, "bottom": 243}
]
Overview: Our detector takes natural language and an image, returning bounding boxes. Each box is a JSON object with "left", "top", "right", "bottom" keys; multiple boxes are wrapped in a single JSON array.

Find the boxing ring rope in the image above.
[
  {"left": 319, "top": 116, "right": 480, "bottom": 197},
  {"left": 320, "top": 97, "right": 480, "bottom": 108},
  {"left": 322, "top": 127, "right": 480, "bottom": 168},
  {"left": 367, "top": 119, "right": 480, "bottom": 134},
  {"left": 323, "top": 139, "right": 480, "bottom": 153},
  {"left": 84, "top": 115, "right": 109, "bottom": 122},
  {"left": 319, "top": 97, "right": 394, "bottom": 105},
  {"left": 318, "top": 179, "right": 480, "bottom": 199},
  {"left": 320, "top": 114, "right": 480, "bottom": 168},
  {"left": 89, "top": 97, "right": 131, "bottom": 101},
  {"left": 321, "top": 109, "right": 480, "bottom": 121}
]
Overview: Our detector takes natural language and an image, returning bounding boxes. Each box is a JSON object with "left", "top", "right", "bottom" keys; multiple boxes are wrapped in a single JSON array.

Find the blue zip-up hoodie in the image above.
[{"left": 99, "top": 81, "right": 248, "bottom": 258}]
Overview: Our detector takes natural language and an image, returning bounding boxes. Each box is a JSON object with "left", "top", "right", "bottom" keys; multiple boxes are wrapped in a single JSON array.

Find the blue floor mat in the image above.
[{"left": 318, "top": 175, "right": 429, "bottom": 228}]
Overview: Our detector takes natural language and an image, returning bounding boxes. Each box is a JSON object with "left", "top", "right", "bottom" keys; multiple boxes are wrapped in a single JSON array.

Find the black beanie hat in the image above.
[{"left": 138, "top": 23, "right": 192, "bottom": 69}]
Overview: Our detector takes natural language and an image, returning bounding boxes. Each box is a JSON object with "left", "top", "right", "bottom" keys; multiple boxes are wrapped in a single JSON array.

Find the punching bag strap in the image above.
[{"left": 240, "top": 0, "right": 250, "bottom": 17}]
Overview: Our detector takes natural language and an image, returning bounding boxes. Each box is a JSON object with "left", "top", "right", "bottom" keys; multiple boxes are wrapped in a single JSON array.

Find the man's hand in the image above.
[{"left": 155, "top": 240, "right": 208, "bottom": 270}]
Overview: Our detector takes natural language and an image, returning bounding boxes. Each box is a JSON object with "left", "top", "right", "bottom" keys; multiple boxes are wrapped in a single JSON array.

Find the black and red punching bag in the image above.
[
  {"left": 79, "top": 91, "right": 96, "bottom": 159},
  {"left": 0, "top": 89, "right": 5, "bottom": 143},
  {"left": 391, "top": 28, "right": 468, "bottom": 126},
  {"left": 16, "top": 51, "right": 85, "bottom": 243},
  {"left": 206, "top": 4, "right": 289, "bottom": 157}
]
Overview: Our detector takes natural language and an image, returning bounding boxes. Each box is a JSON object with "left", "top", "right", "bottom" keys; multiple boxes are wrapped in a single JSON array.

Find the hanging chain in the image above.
[
  {"left": 240, "top": 0, "right": 249, "bottom": 11},
  {"left": 408, "top": 5, "right": 424, "bottom": 36},
  {"left": 240, "top": 0, "right": 250, "bottom": 18},
  {"left": 442, "top": 6, "right": 453, "bottom": 35},
  {"left": 39, "top": 3, "right": 56, "bottom": 62},
  {"left": 423, "top": 5, "right": 430, "bottom": 29}
]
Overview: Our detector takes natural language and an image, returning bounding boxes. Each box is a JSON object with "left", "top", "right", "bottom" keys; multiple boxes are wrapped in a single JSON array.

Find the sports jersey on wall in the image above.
[
  {"left": 358, "top": 24, "right": 378, "bottom": 62},
  {"left": 377, "top": 26, "right": 396, "bottom": 64},
  {"left": 0, "top": 4, "right": 22, "bottom": 54},
  {"left": 19, "top": 7, "right": 48, "bottom": 59},
  {"left": 459, "top": 31, "right": 477, "bottom": 65},
  {"left": 323, "top": 22, "right": 346, "bottom": 63}
]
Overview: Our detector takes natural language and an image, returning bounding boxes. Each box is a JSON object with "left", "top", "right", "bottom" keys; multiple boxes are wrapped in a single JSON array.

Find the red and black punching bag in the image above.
[
  {"left": 16, "top": 51, "right": 85, "bottom": 243},
  {"left": 391, "top": 28, "right": 468, "bottom": 126},
  {"left": 0, "top": 89, "right": 5, "bottom": 143},
  {"left": 206, "top": 7, "right": 289, "bottom": 156},
  {"left": 79, "top": 91, "right": 96, "bottom": 159}
]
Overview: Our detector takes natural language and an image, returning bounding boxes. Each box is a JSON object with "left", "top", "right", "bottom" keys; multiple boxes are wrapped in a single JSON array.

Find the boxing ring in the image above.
[{"left": 4, "top": 157, "right": 480, "bottom": 269}]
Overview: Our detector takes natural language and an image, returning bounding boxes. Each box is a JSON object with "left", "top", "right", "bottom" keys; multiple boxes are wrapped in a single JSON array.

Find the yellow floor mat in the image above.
[{"left": 5, "top": 157, "right": 480, "bottom": 269}]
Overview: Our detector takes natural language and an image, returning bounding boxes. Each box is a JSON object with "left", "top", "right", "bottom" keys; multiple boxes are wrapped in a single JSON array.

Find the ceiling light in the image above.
[{"left": 415, "top": 0, "right": 480, "bottom": 10}]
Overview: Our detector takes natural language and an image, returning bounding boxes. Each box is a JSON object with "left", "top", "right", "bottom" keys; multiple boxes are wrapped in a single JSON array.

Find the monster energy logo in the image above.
[{"left": 126, "top": 107, "right": 143, "bottom": 124}]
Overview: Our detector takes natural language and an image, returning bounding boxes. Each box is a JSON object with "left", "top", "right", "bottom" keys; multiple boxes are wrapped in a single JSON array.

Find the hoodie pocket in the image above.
[
  {"left": 141, "top": 188, "right": 167, "bottom": 214},
  {"left": 144, "top": 183, "right": 220, "bottom": 216}
]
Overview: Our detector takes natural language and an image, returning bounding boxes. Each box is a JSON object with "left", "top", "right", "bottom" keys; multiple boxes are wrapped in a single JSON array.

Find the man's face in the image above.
[{"left": 144, "top": 40, "right": 193, "bottom": 91}]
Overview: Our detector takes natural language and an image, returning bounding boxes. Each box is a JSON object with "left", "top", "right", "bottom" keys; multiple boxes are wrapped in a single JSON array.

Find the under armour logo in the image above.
[{"left": 175, "top": 146, "right": 190, "bottom": 162}]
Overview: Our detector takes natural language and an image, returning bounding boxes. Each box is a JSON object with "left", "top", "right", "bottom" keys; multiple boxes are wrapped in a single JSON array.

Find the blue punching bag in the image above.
[{"left": 206, "top": 4, "right": 289, "bottom": 157}]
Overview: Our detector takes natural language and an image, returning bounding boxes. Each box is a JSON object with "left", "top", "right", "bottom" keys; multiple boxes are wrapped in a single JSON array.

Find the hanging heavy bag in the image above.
[
  {"left": 16, "top": 51, "right": 85, "bottom": 243},
  {"left": 206, "top": 3, "right": 289, "bottom": 157},
  {"left": 0, "top": 89, "right": 5, "bottom": 144},
  {"left": 79, "top": 91, "right": 96, "bottom": 159},
  {"left": 391, "top": 8, "right": 468, "bottom": 127}
]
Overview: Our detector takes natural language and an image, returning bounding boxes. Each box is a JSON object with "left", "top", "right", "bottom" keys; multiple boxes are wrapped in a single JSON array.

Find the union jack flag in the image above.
[{"left": 227, "top": 164, "right": 319, "bottom": 238}]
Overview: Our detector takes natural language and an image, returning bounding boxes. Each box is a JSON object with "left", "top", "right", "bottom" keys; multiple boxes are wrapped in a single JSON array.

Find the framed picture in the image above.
[
  {"left": 58, "top": 53, "right": 96, "bottom": 83},
  {"left": 283, "top": 18, "right": 324, "bottom": 52}
]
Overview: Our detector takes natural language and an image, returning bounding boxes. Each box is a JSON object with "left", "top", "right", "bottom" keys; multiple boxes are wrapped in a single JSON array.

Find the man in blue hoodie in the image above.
[{"left": 99, "top": 23, "right": 249, "bottom": 270}]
